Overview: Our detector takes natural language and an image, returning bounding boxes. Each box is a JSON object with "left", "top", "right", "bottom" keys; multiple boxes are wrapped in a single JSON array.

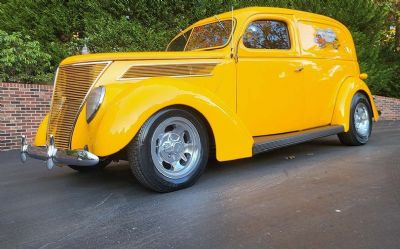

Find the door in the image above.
[{"left": 237, "top": 14, "right": 306, "bottom": 136}]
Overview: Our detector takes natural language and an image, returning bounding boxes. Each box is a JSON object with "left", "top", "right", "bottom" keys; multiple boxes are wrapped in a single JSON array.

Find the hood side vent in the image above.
[{"left": 120, "top": 62, "right": 218, "bottom": 80}]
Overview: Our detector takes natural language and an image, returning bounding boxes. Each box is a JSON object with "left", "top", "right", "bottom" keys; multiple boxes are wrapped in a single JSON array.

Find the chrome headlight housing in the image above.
[{"left": 86, "top": 86, "right": 105, "bottom": 123}]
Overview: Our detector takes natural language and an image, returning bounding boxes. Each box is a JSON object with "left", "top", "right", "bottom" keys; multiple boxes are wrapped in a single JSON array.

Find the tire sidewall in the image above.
[{"left": 137, "top": 108, "right": 209, "bottom": 189}]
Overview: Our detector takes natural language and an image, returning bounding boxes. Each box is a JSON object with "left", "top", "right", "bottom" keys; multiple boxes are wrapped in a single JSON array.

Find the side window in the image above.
[
  {"left": 297, "top": 21, "right": 353, "bottom": 60},
  {"left": 185, "top": 20, "right": 233, "bottom": 51},
  {"left": 167, "top": 29, "right": 192, "bottom": 51},
  {"left": 243, "top": 20, "right": 291, "bottom": 49}
]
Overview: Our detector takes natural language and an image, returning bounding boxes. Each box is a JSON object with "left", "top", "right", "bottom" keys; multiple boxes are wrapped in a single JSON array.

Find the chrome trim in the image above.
[
  {"left": 20, "top": 135, "right": 28, "bottom": 163},
  {"left": 120, "top": 61, "right": 220, "bottom": 67},
  {"left": 21, "top": 135, "right": 99, "bottom": 169},
  {"left": 71, "top": 61, "right": 113, "bottom": 66},
  {"left": 119, "top": 74, "right": 213, "bottom": 81},
  {"left": 46, "top": 135, "right": 57, "bottom": 169},
  {"left": 86, "top": 86, "right": 106, "bottom": 123}
]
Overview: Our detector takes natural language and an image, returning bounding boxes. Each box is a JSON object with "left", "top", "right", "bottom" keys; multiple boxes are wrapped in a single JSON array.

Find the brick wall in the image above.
[
  {"left": 0, "top": 82, "right": 399, "bottom": 151},
  {"left": 0, "top": 82, "right": 52, "bottom": 151},
  {"left": 374, "top": 95, "right": 400, "bottom": 121}
]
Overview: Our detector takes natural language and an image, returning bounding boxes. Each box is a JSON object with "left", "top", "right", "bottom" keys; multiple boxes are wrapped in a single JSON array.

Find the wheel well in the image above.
[
  {"left": 168, "top": 105, "right": 216, "bottom": 160},
  {"left": 119, "top": 104, "right": 216, "bottom": 162}
]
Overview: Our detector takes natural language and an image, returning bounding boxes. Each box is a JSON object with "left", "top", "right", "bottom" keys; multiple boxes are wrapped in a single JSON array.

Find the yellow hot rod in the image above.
[{"left": 21, "top": 7, "right": 379, "bottom": 192}]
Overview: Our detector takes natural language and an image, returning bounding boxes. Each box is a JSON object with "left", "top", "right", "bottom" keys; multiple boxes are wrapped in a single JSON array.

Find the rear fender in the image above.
[{"left": 331, "top": 77, "right": 379, "bottom": 131}]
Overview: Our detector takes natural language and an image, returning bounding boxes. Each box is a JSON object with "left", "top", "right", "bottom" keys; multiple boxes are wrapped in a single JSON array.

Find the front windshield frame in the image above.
[{"left": 166, "top": 18, "right": 237, "bottom": 52}]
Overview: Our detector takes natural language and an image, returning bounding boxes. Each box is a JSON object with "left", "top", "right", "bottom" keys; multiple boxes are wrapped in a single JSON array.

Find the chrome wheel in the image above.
[
  {"left": 150, "top": 117, "right": 201, "bottom": 179},
  {"left": 354, "top": 102, "right": 370, "bottom": 137}
]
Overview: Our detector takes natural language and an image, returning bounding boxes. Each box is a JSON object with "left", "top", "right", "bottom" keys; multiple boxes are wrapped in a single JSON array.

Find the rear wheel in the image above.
[
  {"left": 127, "top": 108, "right": 209, "bottom": 192},
  {"left": 338, "top": 93, "right": 372, "bottom": 146},
  {"left": 68, "top": 158, "right": 111, "bottom": 172}
]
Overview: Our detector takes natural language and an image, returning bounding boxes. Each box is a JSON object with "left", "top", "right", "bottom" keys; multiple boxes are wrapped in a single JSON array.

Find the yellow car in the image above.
[{"left": 21, "top": 7, "right": 379, "bottom": 192}]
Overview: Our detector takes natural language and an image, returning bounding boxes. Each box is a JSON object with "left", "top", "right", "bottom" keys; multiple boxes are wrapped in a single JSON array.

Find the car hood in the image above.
[{"left": 60, "top": 51, "right": 227, "bottom": 65}]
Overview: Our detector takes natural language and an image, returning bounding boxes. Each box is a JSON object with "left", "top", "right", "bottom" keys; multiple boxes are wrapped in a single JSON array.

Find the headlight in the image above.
[{"left": 86, "top": 86, "right": 105, "bottom": 123}]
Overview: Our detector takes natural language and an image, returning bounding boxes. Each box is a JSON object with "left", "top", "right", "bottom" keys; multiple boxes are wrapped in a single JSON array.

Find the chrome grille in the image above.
[
  {"left": 120, "top": 63, "right": 217, "bottom": 79},
  {"left": 47, "top": 62, "right": 110, "bottom": 149}
]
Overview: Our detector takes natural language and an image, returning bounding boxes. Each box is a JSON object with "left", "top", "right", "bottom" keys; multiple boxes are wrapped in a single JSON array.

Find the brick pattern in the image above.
[
  {"left": 374, "top": 95, "right": 400, "bottom": 121},
  {"left": 0, "top": 82, "right": 399, "bottom": 151},
  {"left": 0, "top": 82, "right": 52, "bottom": 151}
]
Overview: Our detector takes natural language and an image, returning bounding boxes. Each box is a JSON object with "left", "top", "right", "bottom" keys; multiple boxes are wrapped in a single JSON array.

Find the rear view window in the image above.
[{"left": 243, "top": 20, "right": 291, "bottom": 49}]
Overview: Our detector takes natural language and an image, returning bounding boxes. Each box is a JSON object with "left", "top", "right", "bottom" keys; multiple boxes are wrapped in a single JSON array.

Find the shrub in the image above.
[
  {"left": 83, "top": 16, "right": 169, "bottom": 52},
  {"left": 0, "top": 30, "right": 53, "bottom": 84}
]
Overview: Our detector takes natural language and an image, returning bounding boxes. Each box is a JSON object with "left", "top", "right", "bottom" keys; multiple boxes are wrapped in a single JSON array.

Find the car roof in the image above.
[{"left": 190, "top": 7, "right": 345, "bottom": 29}]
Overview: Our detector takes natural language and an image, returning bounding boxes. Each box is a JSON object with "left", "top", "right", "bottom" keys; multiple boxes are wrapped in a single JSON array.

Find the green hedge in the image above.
[
  {"left": 0, "top": 31, "right": 53, "bottom": 83},
  {"left": 0, "top": 0, "right": 399, "bottom": 97}
]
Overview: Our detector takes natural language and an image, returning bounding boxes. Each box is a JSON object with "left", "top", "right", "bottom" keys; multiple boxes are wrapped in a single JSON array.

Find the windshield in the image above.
[{"left": 167, "top": 19, "right": 233, "bottom": 51}]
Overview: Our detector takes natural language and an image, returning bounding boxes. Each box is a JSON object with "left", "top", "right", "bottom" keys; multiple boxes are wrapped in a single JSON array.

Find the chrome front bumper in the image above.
[{"left": 20, "top": 135, "right": 99, "bottom": 169}]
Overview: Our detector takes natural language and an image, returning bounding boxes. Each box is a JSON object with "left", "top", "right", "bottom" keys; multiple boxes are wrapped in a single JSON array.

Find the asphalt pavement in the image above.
[{"left": 1, "top": 121, "right": 399, "bottom": 249}]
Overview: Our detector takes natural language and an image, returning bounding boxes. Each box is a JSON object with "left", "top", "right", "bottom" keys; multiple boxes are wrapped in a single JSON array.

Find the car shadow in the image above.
[{"left": 60, "top": 136, "right": 343, "bottom": 194}]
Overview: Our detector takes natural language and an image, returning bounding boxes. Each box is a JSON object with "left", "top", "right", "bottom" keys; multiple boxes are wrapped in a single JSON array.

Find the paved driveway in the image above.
[{"left": 1, "top": 121, "right": 399, "bottom": 249}]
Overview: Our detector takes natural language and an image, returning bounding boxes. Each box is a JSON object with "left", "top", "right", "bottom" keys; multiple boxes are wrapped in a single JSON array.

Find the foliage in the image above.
[
  {"left": 84, "top": 16, "right": 168, "bottom": 52},
  {"left": 0, "top": 0, "right": 398, "bottom": 97},
  {"left": 0, "top": 30, "right": 53, "bottom": 83}
]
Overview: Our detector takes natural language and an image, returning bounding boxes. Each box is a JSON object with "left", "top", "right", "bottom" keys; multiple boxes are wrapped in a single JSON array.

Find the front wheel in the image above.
[
  {"left": 338, "top": 93, "right": 372, "bottom": 146},
  {"left": 127, "top": 108, "right": 209, "bottom": 192}
]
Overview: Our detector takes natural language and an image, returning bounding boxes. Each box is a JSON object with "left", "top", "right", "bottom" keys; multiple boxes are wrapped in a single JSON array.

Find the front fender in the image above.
[
  {"left": 92, "top": 78, "right": 254, "bottom": 161},
  {"left": 33, "top": 114, "right": 49, "bottom": 146},
  {"left": 331, "top": 77, "right": 379, "bottom": 131}
]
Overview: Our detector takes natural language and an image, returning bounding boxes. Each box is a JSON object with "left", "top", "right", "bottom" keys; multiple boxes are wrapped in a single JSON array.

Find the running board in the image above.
[{"left": 252, "top": 125, "right": 344, "bottom": 155}]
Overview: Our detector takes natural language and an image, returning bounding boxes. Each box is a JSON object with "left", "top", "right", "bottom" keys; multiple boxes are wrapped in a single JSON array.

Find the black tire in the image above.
[
  {"left": 338, "top": 92, "right": 373, "bottom": 146},
  {"left": 68, "top": 158, "right": 111, "bottom": 172},
  {"left": 127, "top": 108, "right": 209, "bottom": 192}
]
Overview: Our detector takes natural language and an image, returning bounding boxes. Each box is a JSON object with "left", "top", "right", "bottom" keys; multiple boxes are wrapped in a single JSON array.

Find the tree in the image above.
[
  {"left": 0, "top": 0, "right": 398, "bottom": 96},
  {"left": 0, "top": 31, "right": 52, "bottom": 83}
]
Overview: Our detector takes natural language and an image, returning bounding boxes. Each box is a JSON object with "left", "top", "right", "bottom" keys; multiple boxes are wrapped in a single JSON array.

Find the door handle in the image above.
[{"left": 294, "top": 67, "right": 304, "bottom": 72}]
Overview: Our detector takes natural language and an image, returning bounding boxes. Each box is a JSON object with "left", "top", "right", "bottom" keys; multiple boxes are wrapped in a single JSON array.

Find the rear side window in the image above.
[
  {"left": 243, "top": 20, "right": 291, "bottom": 49},
  {"left": 297, "top": 20, "right": 354, "bottom": 60}
]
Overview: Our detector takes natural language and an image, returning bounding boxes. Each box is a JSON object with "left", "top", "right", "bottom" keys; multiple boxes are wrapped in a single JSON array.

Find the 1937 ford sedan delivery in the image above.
[{"left": 21, "top": 7, "right": 379, "bottom": 192}]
